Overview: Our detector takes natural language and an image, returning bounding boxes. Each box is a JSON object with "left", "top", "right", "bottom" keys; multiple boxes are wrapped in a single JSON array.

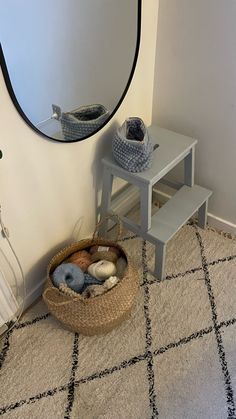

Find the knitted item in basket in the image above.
[
  {"left": 112, "top": 117, "right": 154, "bottom": 172},
  {"left": 82, "top": 276, "right": 119, "bottom": 298},
  {"left": 59, "top": 283, "right": 78, "bottom": 298},
  {"left": 59, "top": 104, "right": 109, "bottom": 141}
]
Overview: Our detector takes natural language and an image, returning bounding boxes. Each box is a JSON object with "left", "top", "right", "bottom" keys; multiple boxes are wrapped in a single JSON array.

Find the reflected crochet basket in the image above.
[
  {"left": 43, "top": 216, "right": 139, "bottom": 336},
  {"left": 60, "top": 104, "right": 109, "bottom": 141}
]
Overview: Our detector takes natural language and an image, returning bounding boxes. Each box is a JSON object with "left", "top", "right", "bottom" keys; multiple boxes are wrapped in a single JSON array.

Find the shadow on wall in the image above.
[
  {"left": 22, "top": 238, "right": 68, "bottom": 305},
  {"left": 21, "top": 121, "right": 120, "bottom": 307},
  {"left": 91, "top": 120, "right": 120, "bottom": 221},
  {"left": 23, "top": 214, "right": 86, "bottom": 305}
]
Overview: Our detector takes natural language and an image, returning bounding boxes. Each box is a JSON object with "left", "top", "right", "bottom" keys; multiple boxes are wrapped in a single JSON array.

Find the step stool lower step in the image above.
[
  {"left": 148, "top": 184, "right": 212, "bottom": 244},
  {"left": 121, "top": 184, "right": 212, "bottom": 280}
]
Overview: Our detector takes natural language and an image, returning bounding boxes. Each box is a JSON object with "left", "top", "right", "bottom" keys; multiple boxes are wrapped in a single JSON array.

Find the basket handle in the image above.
[
  {"left": 92, "top": 214, "right": 122, "bottom": 242},
  {"left": 43, "top": 287, "right": 81, "bottom": 307}
]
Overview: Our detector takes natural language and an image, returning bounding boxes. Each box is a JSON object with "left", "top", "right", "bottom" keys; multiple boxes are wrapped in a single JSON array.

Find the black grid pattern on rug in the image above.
[{"left": 0, "top": 227, "right": 236, "bottom": 418}]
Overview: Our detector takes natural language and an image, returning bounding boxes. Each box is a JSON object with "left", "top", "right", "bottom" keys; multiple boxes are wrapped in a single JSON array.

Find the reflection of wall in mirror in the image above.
[{"left": 0, "top": 0, "right": 137, "bottom": 137}]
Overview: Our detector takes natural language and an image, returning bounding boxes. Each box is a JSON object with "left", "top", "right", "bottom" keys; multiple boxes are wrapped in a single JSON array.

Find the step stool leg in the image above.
[
  {"left": 198, "top": 199, "right": 208, "bottom": 229},
  {"left": 154, "top": 242, "right": 166, "bottom": 280},
  {"left": 99, "top": 167, "right": 114, "bottom": 237},
  {"left": 184, "top": 147, "right": 195, "bottom": 187},
  {"left": 140, "top": 183, "right": 152, "bottom": 232}
]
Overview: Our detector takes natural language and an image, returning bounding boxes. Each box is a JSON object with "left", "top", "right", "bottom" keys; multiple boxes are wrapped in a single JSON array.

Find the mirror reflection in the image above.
[{"left": 0, "top": 0, "right": 139, "bottom": 142}]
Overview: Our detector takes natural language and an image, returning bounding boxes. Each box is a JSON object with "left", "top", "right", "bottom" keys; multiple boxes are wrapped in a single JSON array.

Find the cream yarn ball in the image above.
[{"left": 88, "top": 260, "right": 116, "bottom": 280}]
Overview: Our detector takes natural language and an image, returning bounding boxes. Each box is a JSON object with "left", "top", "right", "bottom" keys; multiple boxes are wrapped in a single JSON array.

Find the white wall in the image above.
[
  {"left": 152, "top": 0, "right": 236, "bottom": 227},
  {"left": 0, "top": 1, "right": 159, "bottom": 306},
  {"left": 0, "top": 0, "right": 136, "bottom": 127}
]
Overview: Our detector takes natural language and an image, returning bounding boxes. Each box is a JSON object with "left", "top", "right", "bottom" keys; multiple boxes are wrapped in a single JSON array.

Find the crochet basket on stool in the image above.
[
  {"left": 112, "top": 117, "right": 154, "bottom": 172},
  {"left": 43, "top": 216, "right": 139, "bottom": 336}
]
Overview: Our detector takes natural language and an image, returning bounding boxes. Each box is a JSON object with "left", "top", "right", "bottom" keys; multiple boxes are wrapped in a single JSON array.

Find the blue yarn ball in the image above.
[
  {"left": 52, "top": 263, "right": 85, "bottom": 293},
  {"left": 84, "top": 273, "right": 103, "bottom": 286}
]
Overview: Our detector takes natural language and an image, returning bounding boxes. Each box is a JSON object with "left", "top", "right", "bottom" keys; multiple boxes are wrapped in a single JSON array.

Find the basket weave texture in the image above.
[{"left": 43, "top": 237, "right": 139, "bottom": 336}]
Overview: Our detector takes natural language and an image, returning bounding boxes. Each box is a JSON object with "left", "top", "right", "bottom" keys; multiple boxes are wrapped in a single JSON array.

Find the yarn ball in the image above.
[
  {"left": 88, "top": 260, "right": 117, "bottom": 280},
  {"left": 116, "top": 257, "right": 127, "bottom": 279},
  {"left": 52, "top": 263, "right": 84, "bottom": 293},
  {"left": 90, "top": 245, "right": 121, "bottom": 264},
  {"left": 68, "top": 250, "right": 92, "bottom": 272},
  {"left": 84, "top": 273, "right": 103, "bottom": 287},
  {"left": 91, "top": 250, "right": 118, "bottom": 264},
  {"left": 90, "top": 245, "right": 120, "bottom": 257}
]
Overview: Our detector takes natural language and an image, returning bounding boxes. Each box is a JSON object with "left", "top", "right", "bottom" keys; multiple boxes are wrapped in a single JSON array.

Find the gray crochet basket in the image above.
[
  {"left": 58, "top": 104, "right": 109, "bottom": 141},
  {"left": 112, "top": 117, "right": 154, "bottom": 172}
]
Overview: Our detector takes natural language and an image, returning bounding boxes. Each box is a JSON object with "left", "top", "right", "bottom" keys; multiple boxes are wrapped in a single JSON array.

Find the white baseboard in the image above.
[
  {"left": 207, "top": 213, "right": 236, "bottom": 236},
  {"left": 24, "top": 277, "right": 46, "bottom": 310},
  {"left": 0, "top": 279, "right": 46, "bottom": 328}
]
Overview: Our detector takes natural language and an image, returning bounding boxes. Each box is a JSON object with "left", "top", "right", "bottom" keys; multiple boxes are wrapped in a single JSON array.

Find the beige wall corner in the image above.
[{"left": 152, "top": 0, "right": 236, "bottom": 227}]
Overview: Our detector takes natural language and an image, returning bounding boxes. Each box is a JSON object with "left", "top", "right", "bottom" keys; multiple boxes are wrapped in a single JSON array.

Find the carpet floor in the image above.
[{"left": 0, "top": 221, "right": 236, "bottom": 418}]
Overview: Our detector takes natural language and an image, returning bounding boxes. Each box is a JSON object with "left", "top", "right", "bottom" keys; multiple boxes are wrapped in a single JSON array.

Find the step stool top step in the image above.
[
  {"left": 148, "top": 184, "right": 212, "bottom": 244},
  {"left": 102, "top": 125, "right": 197, "bottom": 185}
]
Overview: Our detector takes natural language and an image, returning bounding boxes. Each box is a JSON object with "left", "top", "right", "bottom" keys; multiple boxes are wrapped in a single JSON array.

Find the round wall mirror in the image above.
[{"left": 0, "top": 0, "right": 141, "bottom": 142}]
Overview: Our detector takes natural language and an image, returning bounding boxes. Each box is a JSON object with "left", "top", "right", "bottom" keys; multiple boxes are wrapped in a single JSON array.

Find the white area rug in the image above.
[{"left": 0, "top": 222, "right": 236, "bottom": 418}]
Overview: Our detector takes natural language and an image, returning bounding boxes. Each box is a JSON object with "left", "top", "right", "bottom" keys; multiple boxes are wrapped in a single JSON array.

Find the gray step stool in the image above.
[{"left": 99, "top": 125, "right": 212, "bottom": 279}]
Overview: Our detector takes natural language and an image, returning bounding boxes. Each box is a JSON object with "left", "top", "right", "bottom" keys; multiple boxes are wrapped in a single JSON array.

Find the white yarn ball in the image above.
[{"left": 88, "top": 260, "right": 116, "bottom": 280}]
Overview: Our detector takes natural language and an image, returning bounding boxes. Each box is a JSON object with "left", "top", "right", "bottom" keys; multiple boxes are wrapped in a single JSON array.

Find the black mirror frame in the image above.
[{"left": 0, "top": 0, "right": 142, "bottom": 143}]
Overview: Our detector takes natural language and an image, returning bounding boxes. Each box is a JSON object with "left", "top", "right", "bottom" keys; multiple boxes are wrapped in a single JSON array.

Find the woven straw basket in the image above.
[{"left": 43, "top": 216, "right": 139, "bottom": 336}]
